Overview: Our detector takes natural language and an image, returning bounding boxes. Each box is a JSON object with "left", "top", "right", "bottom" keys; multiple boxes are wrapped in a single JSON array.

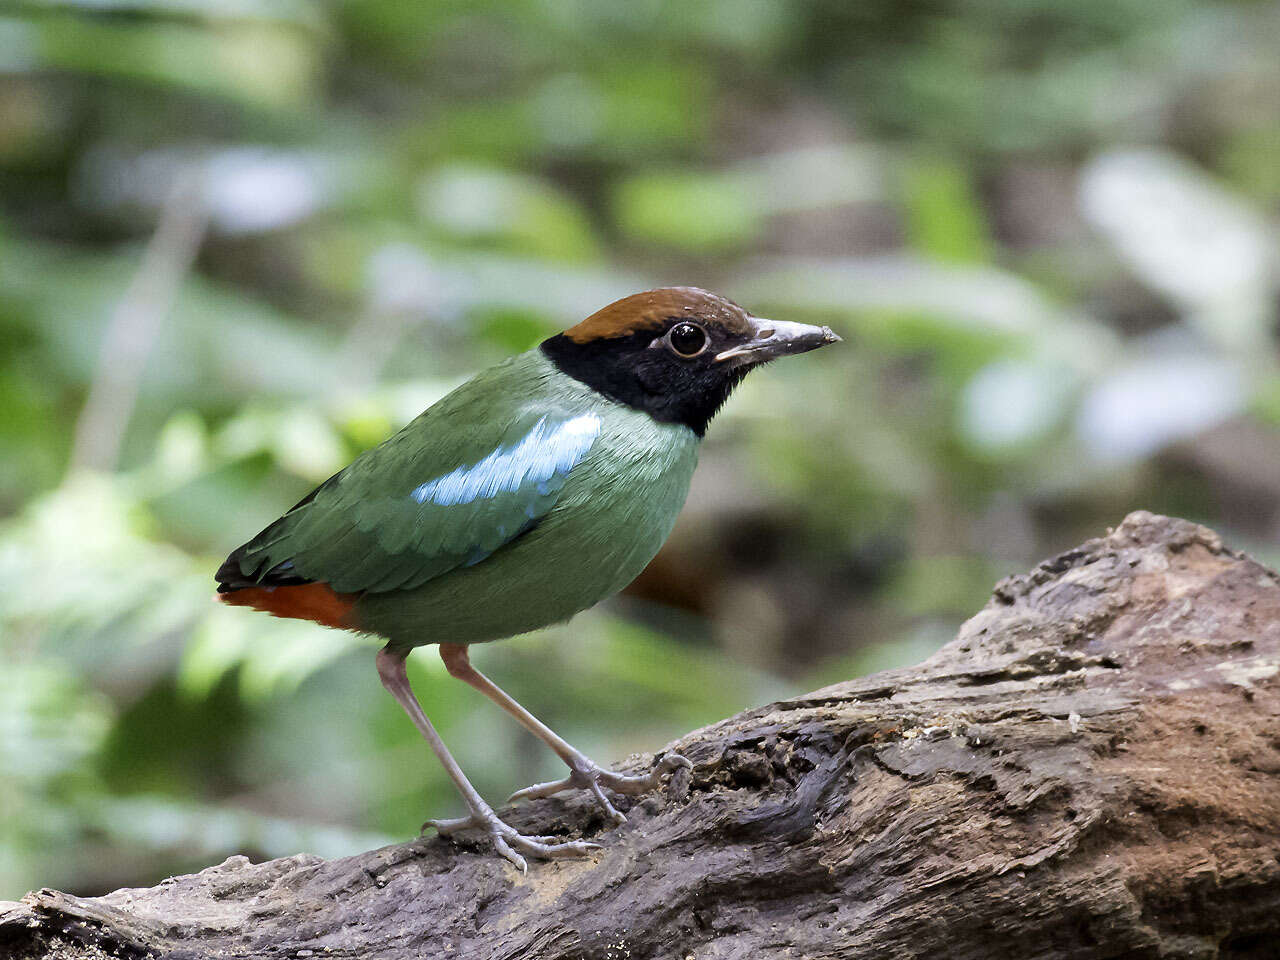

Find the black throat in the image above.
[{"left": 541, "top": 332, "right": 749, "bottom": 437}]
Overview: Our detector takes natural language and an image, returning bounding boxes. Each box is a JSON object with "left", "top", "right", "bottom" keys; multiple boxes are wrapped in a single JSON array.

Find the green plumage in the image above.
[
  {"left": 228, "top": 350, "right": 700, "bottom": 648},
  {"left": 215, "top": 287, "right": 839, "bottom": 868}
]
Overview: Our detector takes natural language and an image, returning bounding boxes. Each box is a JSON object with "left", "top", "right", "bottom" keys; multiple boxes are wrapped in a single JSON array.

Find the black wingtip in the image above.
[{"left": 215, "top": 552, "right": 311, "bottom": 594}]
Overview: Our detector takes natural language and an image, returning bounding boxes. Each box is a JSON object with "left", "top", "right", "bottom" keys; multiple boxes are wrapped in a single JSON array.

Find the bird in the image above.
[{"left": 215, "top": 287, "right": 840, "bottom": 870}]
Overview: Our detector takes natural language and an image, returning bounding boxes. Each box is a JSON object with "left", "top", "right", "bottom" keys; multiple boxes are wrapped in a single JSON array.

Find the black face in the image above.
[{"left": 541, "top": 317, "right": 753, "bottom": 436}]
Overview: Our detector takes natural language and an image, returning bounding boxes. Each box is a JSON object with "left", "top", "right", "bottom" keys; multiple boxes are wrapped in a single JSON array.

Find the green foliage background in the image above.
[{"left": 2, "top": 0, "right": 1279, "bottom": 898}]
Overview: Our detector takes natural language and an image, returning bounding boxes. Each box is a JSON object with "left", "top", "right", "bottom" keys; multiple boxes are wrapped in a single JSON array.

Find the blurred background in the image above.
[{"left": 2, "top": 0, "right": 1279, "bottom": 900}]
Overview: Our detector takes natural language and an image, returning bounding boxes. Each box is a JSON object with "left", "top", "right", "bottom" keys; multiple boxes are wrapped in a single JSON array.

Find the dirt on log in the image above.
[{"left": 3, "top": 511, "right": 1280, "bottom": 960}]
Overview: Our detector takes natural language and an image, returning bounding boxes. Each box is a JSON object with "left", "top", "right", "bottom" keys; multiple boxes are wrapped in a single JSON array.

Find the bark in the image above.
[{"left": 4, "top": 511, "right": 1279, "bottom": 960}]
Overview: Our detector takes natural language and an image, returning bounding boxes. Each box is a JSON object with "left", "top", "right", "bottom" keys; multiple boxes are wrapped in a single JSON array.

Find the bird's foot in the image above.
[
  {"left": 508, "top": 752, "right": 692, "bottom": 823},
  {"left": 423, "top": 803, "right": 601, "bottom": 873}
]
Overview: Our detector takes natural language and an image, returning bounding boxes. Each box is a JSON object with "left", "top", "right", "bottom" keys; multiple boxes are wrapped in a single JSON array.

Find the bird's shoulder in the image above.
[{"left": 336, "top": 349, "right": 600, "bottom": 496}]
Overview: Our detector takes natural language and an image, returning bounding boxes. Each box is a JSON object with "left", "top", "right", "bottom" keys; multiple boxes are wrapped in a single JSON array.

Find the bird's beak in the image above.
[{"left": 714, "top": 317, "right": 842, "bottom": 366}]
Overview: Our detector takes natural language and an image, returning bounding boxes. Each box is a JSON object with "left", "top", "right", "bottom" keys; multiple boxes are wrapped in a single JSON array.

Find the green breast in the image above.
[{"left": 353, "top": 357, "right": 700, "bottom": 647}]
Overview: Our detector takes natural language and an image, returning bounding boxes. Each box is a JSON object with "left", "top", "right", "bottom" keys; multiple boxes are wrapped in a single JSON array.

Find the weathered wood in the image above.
[{"left": 4, "top": 512, "right": 1279, "bottom": 959}]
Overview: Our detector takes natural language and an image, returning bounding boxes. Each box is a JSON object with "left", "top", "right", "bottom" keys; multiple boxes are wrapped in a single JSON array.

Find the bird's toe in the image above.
[
  {"left": 425, "top": 807, "right": 602, "bottom": 868},
  {"left": 509, "top": 836, "right": 602, "bottom": 860},
  {"left": 422, "top": 814, "right": 480, "bottom": 837},
  {"left": 507, "top": 775, "right": 574, "bottom": 803},
  {"left": 508, "top": 751, "right": 689, "bottom": 825},
  {"left": 492, "top": 835, "right": 528, "bottom": 873},
  {"left": 595, "top": 752, "right": 693, "bottom": 796},
  {"left": 591, "top": 781, "right": 627, "bottom": 823}
]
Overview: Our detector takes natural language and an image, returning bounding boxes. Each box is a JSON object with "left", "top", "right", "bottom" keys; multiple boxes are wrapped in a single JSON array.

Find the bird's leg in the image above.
[
  {"left": 375, "top": 645, "right": 600, "bottom": 871},
  {"left": 438, "top": 643, "right": 692, "bottom": 823}
]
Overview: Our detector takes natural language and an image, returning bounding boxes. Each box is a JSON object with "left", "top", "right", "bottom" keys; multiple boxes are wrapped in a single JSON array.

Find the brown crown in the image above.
[{"left": 562, "top": 287, "right": 753, "bottom": 343}]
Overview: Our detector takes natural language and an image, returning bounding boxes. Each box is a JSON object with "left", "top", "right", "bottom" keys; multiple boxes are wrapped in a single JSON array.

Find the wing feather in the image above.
[{"left": 218, "top": 387, "right": 601, "bottom": 598}]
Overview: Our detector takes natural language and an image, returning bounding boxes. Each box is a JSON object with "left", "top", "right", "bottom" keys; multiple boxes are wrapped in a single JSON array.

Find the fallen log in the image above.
[{"left": 3, "top": 511, "right": 1279, "bottom": 959}]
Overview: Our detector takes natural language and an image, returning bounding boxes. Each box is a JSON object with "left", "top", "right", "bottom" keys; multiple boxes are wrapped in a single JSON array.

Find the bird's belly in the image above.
[{"left": 353, "top": 416, "right": 698, "bottom": 647}]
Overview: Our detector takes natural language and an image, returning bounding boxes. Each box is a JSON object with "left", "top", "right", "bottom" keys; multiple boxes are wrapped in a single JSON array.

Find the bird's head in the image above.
[{"left": 541, "top": 287, "right": 840, "bottom": 436}]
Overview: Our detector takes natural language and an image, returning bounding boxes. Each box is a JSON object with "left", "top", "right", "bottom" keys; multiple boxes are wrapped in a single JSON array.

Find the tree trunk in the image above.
[{"left": 4, "top": 512, "right": 1280, "bottom": 960}]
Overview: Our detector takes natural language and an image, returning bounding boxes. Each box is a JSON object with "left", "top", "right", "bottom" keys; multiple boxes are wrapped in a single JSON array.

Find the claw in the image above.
[
  {"left": 493, "top": 836, "right": 527, "bottom": 873},
  {"left": 586, "top": 778, "right": 626, "bottom": 823}
]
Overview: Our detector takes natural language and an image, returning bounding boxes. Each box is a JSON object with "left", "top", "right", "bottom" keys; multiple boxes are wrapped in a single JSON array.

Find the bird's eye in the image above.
[{"left": 666, "top": 322, "right": 708, "bottom": 358}]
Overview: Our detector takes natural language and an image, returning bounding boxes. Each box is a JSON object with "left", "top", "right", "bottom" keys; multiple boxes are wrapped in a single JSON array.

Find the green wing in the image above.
[{"left": 219, "top": 365, "right": 602, "bottom": 595}]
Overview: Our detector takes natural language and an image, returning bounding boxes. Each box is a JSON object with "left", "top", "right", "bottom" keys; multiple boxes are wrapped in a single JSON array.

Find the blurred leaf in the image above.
[
  {"left": 77, "top": 145, "right": 374, "bottom": 238},
  {"left": 809, "top": 622, "right": 955, "bottom": 690},
  {"left": 1253, "top": 378, "right": 1280, "bottom": 426},
  {"left": 887, "top": 555, "right": 1003, "bottom": 620},
  {"left": 417, "top": 165, "right": 600, "bottom": 261},
  {"left": 613, "top": 146, "right": 888, "bottom": 253},
  {"left": 901, "top": 156, "right": 993, "bottom": 264},
  {"left": 737, "top": 257, "right": 1061, "bottom": 339},
  {"left": 733, "top": 145, "right": 888, "bottom": 215},
  {"left": 1221, "top": 127, "right": 1280, "bottom": 204},
  {"left": 0, "top": 474, "right": 206, "bottom": 669},
  {"left": 87, "top": 794, "right": 395, "bottom": 861},
  {"left": 594, "top": 60, "right": 710, "bottom": 156},
  {"left": 7, "top": 12, "right": 323, "bottom": 110},
  {"left": 0, "top": 661, "right": 114, "bottom": 897},
  {"left": 613, "top": 169, "right": 762, "bottom": 252},
  {"left": 0, "top": 662, "right": 111, "bottom": 789},
  {"left": 1076, "top": 346, "right": 1248, "bottom": 462},
  {"left": 181, "top": 606, "right": 373, "bottom": 701},
  {"left": 960, "top": 359, "right": 1079, "bottom": 453},
  {"left": 1079, "top": 148, "right": 1274, "bottom": 352}
]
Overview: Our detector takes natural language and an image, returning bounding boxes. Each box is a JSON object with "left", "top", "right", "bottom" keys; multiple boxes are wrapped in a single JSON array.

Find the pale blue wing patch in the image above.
[
  {"left": 304, "top": 413, "right": 602, "bottom": 594},
  {"left": 376, "top": 412, "right": 600, "bottom": 590},
  {"left": 410, "top": 414, "right": 602, "bottom": 506}
]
